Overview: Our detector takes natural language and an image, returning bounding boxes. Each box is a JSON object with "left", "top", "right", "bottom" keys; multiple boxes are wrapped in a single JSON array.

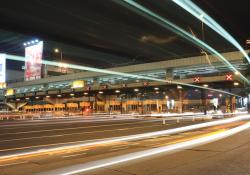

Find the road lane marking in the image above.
[
  {"left": 1, "top": 115, "right": 249, "bottom": 162},
  {"left": 110, "top": 147, "right": 129, "bottom": 151},
  {"left": 0, "top": 118, "right": 146, "bottom": 129},
  {"left": 0, "top": 120, "right": 159, "bottom": 135},
  {"left": 0, "top": 124, "right": 162, "bottom": 143},
  {"left": 0, "top": 161, "right": 28, "bottom": 167},
  {"left": 62, "top": 153, "right": 87, "bottom": 158}
]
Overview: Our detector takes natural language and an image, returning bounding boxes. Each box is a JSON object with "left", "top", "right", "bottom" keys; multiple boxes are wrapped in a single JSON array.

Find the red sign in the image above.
[
  {"left": 85, "top": 86, "right": 91, "bottom": 91},
  {"left": 226, "top": 74, "right": 233, "bottom": 81},
  {"left": 143, "top": 81, "right": 149, "bottom": 86},
  {"left": 193, "top": 77, "right": 200, "bottom": 82}
]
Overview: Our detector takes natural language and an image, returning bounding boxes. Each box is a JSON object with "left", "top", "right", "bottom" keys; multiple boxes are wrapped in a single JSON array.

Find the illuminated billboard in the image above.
[
  {"left": 25, "top": 41, "right": 43, "bottom": 81},
  {"left": 0, "top": 54, "right": 6, "bottom": 83},
  {"left": 72, "top": 80, "right": 85, "bottom": 89}
]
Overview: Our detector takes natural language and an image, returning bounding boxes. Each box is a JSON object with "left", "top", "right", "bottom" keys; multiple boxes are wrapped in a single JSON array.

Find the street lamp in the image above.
[
  {"left": 54, "top": 48, "right": 59, "bottom": 53},
  {"left": 54, "top": 48, "right": 66, "bottom": 73},
  {"left": 234, "top": 71, "right": 240, "bottom": 75},
  {"left": 54, "top": 48, "right": 63, "bottom": 62}
]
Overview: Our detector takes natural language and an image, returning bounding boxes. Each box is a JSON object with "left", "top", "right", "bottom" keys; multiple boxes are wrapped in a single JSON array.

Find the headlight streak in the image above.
[
  {"left": 1, "top": 114, "right": 250, "bottom": 161},
  {"left": 172, "top": 0, "right": 250, "bottom": 64},
  {"left": 6, "top": 54, "right": 241, "bottom": 97},
  {"left": 112, "top": 0, "right": 250, "bottom": 85},
  {"left": 36, "top": 120, "right": 250, "bottom": 175}
]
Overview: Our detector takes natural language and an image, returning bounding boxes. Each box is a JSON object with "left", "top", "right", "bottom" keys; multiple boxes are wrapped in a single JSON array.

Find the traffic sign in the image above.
[
  {"left": 226, "top": 73, "right": 233, "bottom": 81},
  {"left": 193, "top": 77, "right": 200, "bottom": 82}
]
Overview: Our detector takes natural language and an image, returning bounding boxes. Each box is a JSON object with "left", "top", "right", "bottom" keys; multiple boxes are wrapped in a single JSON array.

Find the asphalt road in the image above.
[
  {"left": 86, "top": 124, "right": 250, "bottom": 175},
  {"left": 0, "top": 116, "right": 248, "bottom": 175},
  {"left": 0, "top": 117, "right": 203, "bottom": 154}
]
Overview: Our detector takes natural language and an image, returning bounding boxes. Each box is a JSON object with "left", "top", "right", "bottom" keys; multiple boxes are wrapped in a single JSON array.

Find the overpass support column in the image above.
[
  {"left": 178, "top": 89, "right": 183, "bottom": 113},
  {"left": 248, "top": 94, "right": 250, "bottom": 114},
  {"left": 166, "top": 69, "right": 173, "bottom": 80},
  {"left": 201, "top": 89, "right": 207, "bottom": 115},
  {"left": 230, "top": 96, "right": 236, "bottom": 113}
]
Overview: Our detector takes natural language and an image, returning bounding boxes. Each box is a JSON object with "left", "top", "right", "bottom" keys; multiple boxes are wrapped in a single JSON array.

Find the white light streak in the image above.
[
  {"left": 1, "top": 115, "right": 250, "bottom": 161},
  {"left": 172, "top": 0, "right": 250, "bottom": 64},
  {"left": 37, "top": 120, "right": 250, "bottom": 175}
]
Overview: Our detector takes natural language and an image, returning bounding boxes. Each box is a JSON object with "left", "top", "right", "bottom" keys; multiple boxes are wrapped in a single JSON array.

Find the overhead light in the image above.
[
  {"left": 27, "top": 42, "right": 30, "bottom": 45},
  {"left": 16, "top": 98, "right": 20, "bottom": 101},
  {"left": 234, "top": 71, "right": 240, "bottom": 75},
  {"left": 54, "top": 48, "right": 59, "bottom": 53},
  {"left": 165, "top": 95, "right": 169, "bottom": 99},
  {"left": 31, "top": 40, "right": 35, "bottom": 44},
  {"left": 23, "top": 43, "right": 27, "bottom": 46},
  {"left": 57, "top": 94, "right": 62, "bottom": 97},
  {"left": 70, "top": 93, "right": 75, "bottom": 96},
  {"left": 25, "top": 97, "right": 30, "bottom": 100},
  {"left": 115, "top": 90, "right": 120, "bottom": 93},
  {"left": 203, "top": 84, "right": 208, "bottom": 87},
  {"left": 35, "top": 96, "right": 39, "bottom": 99},
  {"left": 134, "top": 88, "right": 139, "bottom": 92},
  {"left": 98, "top": 91, "right": 103, "bottom": 94},
  {"left": 155, "top": 91, "right": 160, "bottom": 94},
  {"left": 219, "top": 94, "right": 223, "bottom": 97},
  {"left": 234, "top": 82, "right": 239, "bottom": 86},
  {"left": 46, "top": 95, "right": 50, "bottom": 98},
  {"left": 35, "top": 39, "right": 39, "bottom": 42},
  {"left": 177, "top": 85, "right": 182, "bottom": 89},
  {"left": 154, "top": 87, "right": 159, "bottom": 90},
  {"left": 84, "top": 92, "right": 88, "bottom": 95}
]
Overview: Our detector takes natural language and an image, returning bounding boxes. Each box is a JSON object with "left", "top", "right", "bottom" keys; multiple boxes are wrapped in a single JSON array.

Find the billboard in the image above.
[
  {"left": 25, "top": 41, "right": 43, "bottom": 81},
  {"left": 0, "top": 54, "right": 6, "bottom": 83}
]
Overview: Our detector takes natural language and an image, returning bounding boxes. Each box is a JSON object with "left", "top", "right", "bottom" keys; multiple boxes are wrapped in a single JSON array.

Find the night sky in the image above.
[{"left": 0, "top": 0, "right": 249, "bottom": 70}]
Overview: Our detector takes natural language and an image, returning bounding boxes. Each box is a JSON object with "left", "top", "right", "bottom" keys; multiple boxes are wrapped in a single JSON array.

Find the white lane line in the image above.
[
  {"left": 62, "top": 153, "right": 87, "bottom": 158},
  {"left": 0, "top": 120, "right": 158, "bottom": 135},
  {"left": 0, "top": 161, "right": 28, "bottom": 167},
  {"left": 0, "top": 124, "right": 161, "bottom": 143},
  {"left": 0, "top": 118, "right": 143, "bottom": 129},
  {"left": 2, "top": 115, "right": 250, "bottom": 161},
  {"left": 110, "top": 147, "right": 129, "bottom": 151},
  {"left": 36, "top": 121, "right": 250, "bottom": 175}
]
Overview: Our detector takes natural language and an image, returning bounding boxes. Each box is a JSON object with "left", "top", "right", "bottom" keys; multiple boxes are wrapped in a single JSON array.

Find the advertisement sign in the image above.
[
  {"left": 5, "top": 88, "right": 14, "bottom": 96},
  {"left": 25, "top": 41, "right": 43, "bottom": 81},
  {"left": 0, "top": 54, "right": 6, "bottom": 83},
  {"left": 72, "top": 80, "right": 85, "bottom": 89}
]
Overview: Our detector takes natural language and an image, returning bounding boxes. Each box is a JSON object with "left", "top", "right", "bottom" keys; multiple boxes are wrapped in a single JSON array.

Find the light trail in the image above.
[
  {"left": 1, "top": 114, "right": 250, "bottom": 161},
  {"left": 112, "top": 0, "right": 250, "bottom": 85},
  {"left": 6, "top": 54, "right": 242, "bottom": 97},
  {"left": 172, "top": 0, "right": 250, "bottom": 63},
  {"left": 36, "top": 120, "right": 250, "bottom": 175}
]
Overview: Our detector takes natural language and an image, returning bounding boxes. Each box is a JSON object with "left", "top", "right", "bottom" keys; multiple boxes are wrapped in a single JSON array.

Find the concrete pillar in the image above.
[
  {"left": 226, "top": 97, "right": 230, "bottom": 113},
  {"left": 230, "top": 96, "right": 236, "bottom": 113},
  {"left": 178, "top": 89, "right": 183, "bottom": 113},
  {"left": 166, "top": 69, "right": 173, "bottom": 80},
  {"left": 248, "top": 94, "right": 250, "bottom": 114},
  {"left": 201, "top": 89, "right": 207, "bottom": 115},
  {"left": 94, "top": 94, "right": 97, "bottom": 113}
]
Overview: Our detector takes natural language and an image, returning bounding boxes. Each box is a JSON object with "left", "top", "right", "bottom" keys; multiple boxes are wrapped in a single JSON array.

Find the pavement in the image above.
[{"left": 0, "top": 116, "right": 249, "bottom": 175}]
